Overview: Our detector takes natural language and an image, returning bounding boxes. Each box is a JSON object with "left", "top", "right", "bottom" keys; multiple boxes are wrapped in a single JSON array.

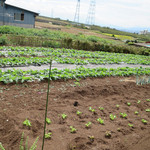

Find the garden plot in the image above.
[{"left": 0, "top": 77, "right": 150, "bottom": 150}]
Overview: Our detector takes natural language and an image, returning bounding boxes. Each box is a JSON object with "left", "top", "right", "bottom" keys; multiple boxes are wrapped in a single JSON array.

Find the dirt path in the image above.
[
  {"left": 1, "top": 63, "right": 150, "bottom": 72},
  {"left": 0, "top": 76, "right": 150, "bottom": 150}
]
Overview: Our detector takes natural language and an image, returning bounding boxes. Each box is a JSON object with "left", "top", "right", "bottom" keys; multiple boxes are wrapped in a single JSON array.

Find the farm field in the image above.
[
  {"left": 0, "top": 77, "right": 150, "bottom": 150},
  {"left": 0, "top": 46, "right": 150, "bottom": 150}
]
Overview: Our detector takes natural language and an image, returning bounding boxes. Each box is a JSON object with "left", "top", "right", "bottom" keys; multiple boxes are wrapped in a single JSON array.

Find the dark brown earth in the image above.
[{"left": 0, "top": 76, "right": 150, "bottom": 150}]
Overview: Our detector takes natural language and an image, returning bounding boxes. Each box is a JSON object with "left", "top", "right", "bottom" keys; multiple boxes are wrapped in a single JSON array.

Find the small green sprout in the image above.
[
  {"left": 99, "top": 107, "right": 104, "bottom": 111},
  {"left": 110, "top": 114, "right": 116, "bottom": 121},
  {"left": 88, "top": 135, "right": 94, "bottom": 142},
  {"left": 89, "top": 107, "right": 95, "bottom": 113},
  {"left": 135, "top": 111, "right": 139, "bottom": 115},
  {"left": 146, "top": 99, "right": 150, "bottom": 102},
  {"left": 70, "top": 126, "right": 77, "bottom": 133},
  {"left": 61, "top": 114, "right": 67, "bottom": 120},
  {"left": 141, "top": 119, "right": 148, "bottom": 124},
  {"left": 85, "top": 122, "right": 92, "bottom": 128},
  {"left": 46, "top": 118, "right": 51, "bottom": 124},
  {"left": 97, "top": 118, "right": 104, "bottom": 125},
  {"left": 105, "top": 131, "right": 111, "bottom": 138},
  {"left": 76, "top": 111, "right": 82, "bottom": 115},
  {"left": 116, "top": 105, "right": 120, "bottom": 109},
  {"left": 145, "top": 109, "right": 150, "bottom": 112},
  {"left": 0, "top": 142, "right": 5, "bottom": 150},
  {"left": 127, "top": 102, "right": 131, "bottom": 106},
  {"left": 120, "top": 113, "right": 127, "bottom": 118},
  {"left": 128, "top": 123, "right": 134, "bottom": 128},
  {"left": 137, "top": 100, "right": 141, "bottom": 104},
  {"left": 45, "top": 132, "right": 52, "bottom": 139},
  {"left": 23, "top": 119, "right": 31, "bottom": 127}
]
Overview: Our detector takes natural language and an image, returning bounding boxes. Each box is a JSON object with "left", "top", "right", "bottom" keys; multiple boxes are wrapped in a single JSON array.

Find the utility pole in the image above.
[
  {"left": 86, "top": 0, "right": 96, "bottom": 25},
  {"left": 74, "top": 0, "right": 80, "bottom": 24}
]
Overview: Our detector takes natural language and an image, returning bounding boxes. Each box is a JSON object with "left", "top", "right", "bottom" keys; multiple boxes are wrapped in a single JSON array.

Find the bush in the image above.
[{"left": 0, "top": 35, "right": 8, "bottom": 45}]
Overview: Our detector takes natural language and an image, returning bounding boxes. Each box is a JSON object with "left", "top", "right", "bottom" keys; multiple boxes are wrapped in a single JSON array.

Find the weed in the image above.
[
  {"left": 97, "top": 118, "right": 104, "bottom": 125},
  {"left": 70, "top": 126, "right": 77, "bottom": 133},
  {"left": 23, "top": 119, "right": 31, "bottom": 127},
  {"left": 110, "top": 114, "right": 117, "bottom": 121},
  {"left": 0, "top": 142, "right": 5, "bottom": 150},
  {"left": 20, "top": 132, "right": 39, "bottom": 150},
  {"left": 45, "top": 132, "right": 52, "bottom": 139}
]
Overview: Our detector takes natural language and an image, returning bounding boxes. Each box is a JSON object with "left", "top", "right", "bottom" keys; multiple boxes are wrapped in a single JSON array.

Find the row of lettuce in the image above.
[
  {"left": 0, "top": 67, "right": 150, "bottom": 84},
  {"left": 0, "top": 55, "right": 150, "bottom": 67}
]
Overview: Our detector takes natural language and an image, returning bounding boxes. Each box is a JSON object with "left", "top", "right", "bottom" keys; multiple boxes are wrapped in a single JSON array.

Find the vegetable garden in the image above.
[{"left": 0, "top": 46, "right": 150, "bottom": 150}]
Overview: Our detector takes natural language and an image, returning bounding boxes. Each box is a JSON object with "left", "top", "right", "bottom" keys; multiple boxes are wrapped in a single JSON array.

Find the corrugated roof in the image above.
[{"left": 5, "top": 2, "right": 39, "bottom": 15}]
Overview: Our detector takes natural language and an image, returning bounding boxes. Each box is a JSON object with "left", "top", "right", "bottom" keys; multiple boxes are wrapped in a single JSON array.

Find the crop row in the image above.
[
  {"left": 0, "top": 67, "right": 150, "bottom": 84},
  {"left": 0, "top": 55, "right": 150, "bottom": 67}
]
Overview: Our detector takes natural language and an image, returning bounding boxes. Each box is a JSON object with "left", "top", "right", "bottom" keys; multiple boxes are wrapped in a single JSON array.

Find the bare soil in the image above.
[{"left": 0, "top": 76, "right": 150, "bottom": 150}]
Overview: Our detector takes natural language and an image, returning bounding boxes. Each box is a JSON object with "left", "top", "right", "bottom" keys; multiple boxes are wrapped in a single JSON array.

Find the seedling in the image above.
[
  {"left": 137, "top": 100, "right": 141, "bottom": 104},
  {"left": 88, "top": 136, "right": 94, "bottom": 142},
  {"left": 61, "top": 114, "right": 67, "bottom": 120},
  {"left": 99, "top": 107, "right": 104, "bottom": 111},
  {"left": 141, "top": 119, "right": 148, "bottom": 124},
  {"left": 116, "top": 105, "right": 120, "bottom": 109},
  {"left": 145, "top": 109, "right": 150, "bottom": 112},
  {"left": 120, "top": 113, "right": 127, "bottom": 118},
  {"left": 89, "top": 107, "right": 95, "bottom": 113},
  {"left": 128, "top": 123, "right": 134, "bottom": 128},
  {"left": 45, "top": 132, "right": 52, "bottom": 139},
  {"left": 110, "top": 114, "right": 116, "bottom": 121},
  {"left": 127, "top": 102, "right": 131, "bottom": 106},
  {"left": 70, "top": 126, "right": 77, "bottom": 133},
  {"left": 76, "top": 111, "right": 82, "bottom": 116},
  {"left": 105, "top": 131, "right": 111, "bottom": 138},
  {"left": 97, "top": 118, "right": 104, "bottom": 125},
  {"left": 85, "top": 122, "right": 92, "bottom": 128},
  {"left": 135, "top": 111, "right": 139, "bottom": 115},
  {"left": 46, "top": 118, "right": 51, "bottom": 124},
  {"left": 0, "top": 142, "right": 5, "bottom": 150},
  {"left": 146, "top": 99, "right": 150, "bottom": 102},
  {"left": 23, "top": 119, "right": 31, "bottom": 127},
  {"left": 74, "top": 82, "right": 80, "bottom": 87}
]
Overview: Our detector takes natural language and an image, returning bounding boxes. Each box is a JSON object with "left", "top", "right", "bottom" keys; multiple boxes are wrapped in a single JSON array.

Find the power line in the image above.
[
  {"left": 74, "top": 0, "right": 80, "bottom": 23},
  {"left": 86, "top": 0, "right": 96, "bottom": 25}
]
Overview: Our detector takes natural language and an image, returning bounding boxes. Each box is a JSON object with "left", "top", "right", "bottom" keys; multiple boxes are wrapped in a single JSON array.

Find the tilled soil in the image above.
[{"left": 0, "top": 76, "right": 150, "bottom": 150}]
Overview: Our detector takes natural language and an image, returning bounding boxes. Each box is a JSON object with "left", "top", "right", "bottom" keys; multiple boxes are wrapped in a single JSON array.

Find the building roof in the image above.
[{"left": 5, "top": 2, "right": 39, "bottom": 15}]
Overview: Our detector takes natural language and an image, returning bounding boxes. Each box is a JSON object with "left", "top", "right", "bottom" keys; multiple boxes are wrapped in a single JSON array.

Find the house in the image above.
[
  {"left": 139, "top": 30, "right": 150, "bottom": 35},
  {"left": 0, "top": 0, "right": 39, "bottom": 28}
]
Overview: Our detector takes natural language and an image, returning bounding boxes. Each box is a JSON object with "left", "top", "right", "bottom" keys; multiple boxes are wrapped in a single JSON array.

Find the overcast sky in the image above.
[{"left": 6, "top": 0, "right": 150, "bottom": 29}]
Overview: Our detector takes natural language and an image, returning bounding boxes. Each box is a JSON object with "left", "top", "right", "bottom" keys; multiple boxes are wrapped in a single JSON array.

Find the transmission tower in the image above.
[
  {"left": 86, "top": 0, "right": 96, "bottom": 25},
  {"left": 74, "top": 0, "right": 80, "bottom": 23}
]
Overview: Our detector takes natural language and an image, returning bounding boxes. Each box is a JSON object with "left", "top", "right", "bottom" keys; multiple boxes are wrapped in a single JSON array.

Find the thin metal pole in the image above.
[{"left": 42, "top": 60, "right": 52, "bottom": 150}]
